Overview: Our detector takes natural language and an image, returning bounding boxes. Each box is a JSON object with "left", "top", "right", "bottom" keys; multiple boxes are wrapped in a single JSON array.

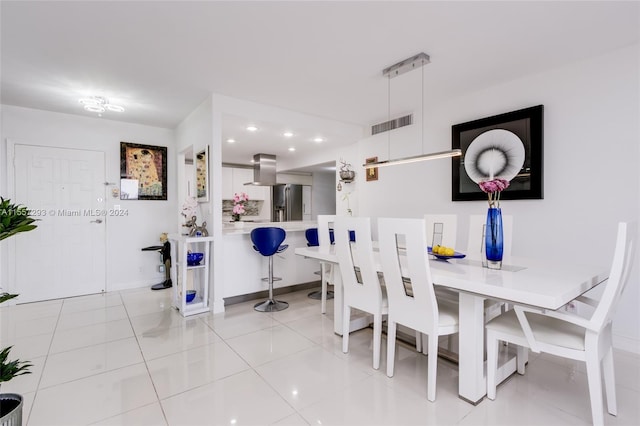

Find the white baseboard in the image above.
[
  {"left": 212, "top": 299, "right": 225, "bottom": 314},
  {"left": 107, "top": 280, "right": 155, "bottom": 292}
]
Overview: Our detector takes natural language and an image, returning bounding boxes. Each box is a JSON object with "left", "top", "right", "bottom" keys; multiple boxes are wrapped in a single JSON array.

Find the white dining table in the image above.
[{"left": 294, "top": 244, "right": 609, "bottom": 404}]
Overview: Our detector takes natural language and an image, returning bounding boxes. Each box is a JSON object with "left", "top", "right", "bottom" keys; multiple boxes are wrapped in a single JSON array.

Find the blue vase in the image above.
[{"left": 485, "top": 207, "right": 503, "bottom": 269}]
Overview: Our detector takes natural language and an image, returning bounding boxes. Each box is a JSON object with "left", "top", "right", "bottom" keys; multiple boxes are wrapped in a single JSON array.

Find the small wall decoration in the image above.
[
  {"left": 120, "top": 142, "right": 168, "bottom": 200},
  {"left": 452, "top": 105, "right": 543, "bottom": 201},
  {"left": 196, "top": 146, "right": 209, "bottom": 202},
  {"left": 365, "top": 157, "right": 379, "bottom": 181},
  {"left": 338, "top": 159, "right": 355, "bottom": 182}
]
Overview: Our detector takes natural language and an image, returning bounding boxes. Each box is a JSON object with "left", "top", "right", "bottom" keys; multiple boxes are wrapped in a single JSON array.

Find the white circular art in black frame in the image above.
[{"left": 463, "top": 129, "right": 525, "bottom": 184}]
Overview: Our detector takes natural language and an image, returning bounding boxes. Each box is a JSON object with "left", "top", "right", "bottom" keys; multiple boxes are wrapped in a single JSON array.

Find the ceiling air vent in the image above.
[{"left": 371, "top": 114, "right": 413, "bottom": 135}]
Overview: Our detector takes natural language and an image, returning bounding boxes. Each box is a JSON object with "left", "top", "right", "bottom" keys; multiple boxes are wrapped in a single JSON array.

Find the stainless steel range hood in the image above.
[{"left": 244, "top": 153, "right": 276, "bottom": 186}]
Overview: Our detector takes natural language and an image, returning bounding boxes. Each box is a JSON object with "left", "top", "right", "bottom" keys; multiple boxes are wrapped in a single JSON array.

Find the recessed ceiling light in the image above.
[
  {"left": 283, "top": 131, "right": 294, "bottom": 138},
  {"left": 226, "top": 138, "right": 236, "bottom": 143},
  {"left": 246, "top": 125, "right": 258, "bottom": 132},
  {"left": 313, "top": 137, "right": 324, "bottom": 143},
  {"left": 250, "top": 158, "right": 255, "bottom": 163},
  {"left": 288, "top": 147, "right": 296, "bottom": 152}
]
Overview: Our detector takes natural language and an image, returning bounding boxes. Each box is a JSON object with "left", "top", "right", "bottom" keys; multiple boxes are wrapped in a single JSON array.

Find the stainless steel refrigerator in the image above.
[{"left": 272, "top": 184, "right": 303, "bottom": 222}]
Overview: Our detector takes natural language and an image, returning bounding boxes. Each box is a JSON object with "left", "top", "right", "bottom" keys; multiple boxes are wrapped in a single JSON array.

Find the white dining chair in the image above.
[
  {"left": 313, "top": 215, "right": 336, "bottom": 314},
  {"left": 424, "top": 214, "right": 458, "bottom": 248},
  {"left": 486, "top": 221, "right": 637, "bottom": 426},
  {"left": 334, "top": 216, "right": 387, "bottom": 370},
  {"left": 422, "top": 214, "right": 466, "bottom": 354},
  {"left": 378, "top": 217, "right": 460, "bottom": 401}
]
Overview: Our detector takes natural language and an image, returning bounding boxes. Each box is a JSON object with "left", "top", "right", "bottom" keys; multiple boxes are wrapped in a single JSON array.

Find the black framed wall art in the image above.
[
  {"left": 451, "top": 105, "right": 544, "bottom": 201},
  {"left": 120, "top": 142, "right": 168, "bottom": 200}
]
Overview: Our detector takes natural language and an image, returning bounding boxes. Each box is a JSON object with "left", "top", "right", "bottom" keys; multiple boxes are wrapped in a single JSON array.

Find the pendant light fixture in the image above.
[
  {"left": 363, "top": 53, "right": 461, "bottom": 169},
  {"left": 78, "top": 96, "right": 125, "bottom": 114}
]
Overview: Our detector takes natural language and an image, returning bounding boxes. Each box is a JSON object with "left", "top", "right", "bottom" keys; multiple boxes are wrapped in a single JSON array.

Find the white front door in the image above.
[{"left": 12, "top": 145, "right": 106, "bottom": 303}]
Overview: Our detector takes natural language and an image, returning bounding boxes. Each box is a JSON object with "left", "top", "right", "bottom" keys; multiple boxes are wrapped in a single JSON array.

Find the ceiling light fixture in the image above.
[
  {"left": 246, "top": 125, "right": 258, "bottom": 132},
  {"left": 313, "top": 137, "right": 324, "bottom": 143},
  {"left": 79, "top": 96, "right": 124, "bottom": 114},
  {"left": 283, "top": 131, "right": 294, "bottom": 138},
  {"left": 363, "top": 53, "right": 461, "bottom": 170},
  {"left": 288, "top": 147, "right": 296, "bottom": 152},
  {"left": 226, "top": 138, "right": 236, "bottom": 143}
]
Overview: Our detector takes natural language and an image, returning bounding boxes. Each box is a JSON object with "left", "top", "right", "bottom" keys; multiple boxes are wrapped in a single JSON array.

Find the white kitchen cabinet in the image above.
[
  {"left": 222, "top": 167, "right": 268, "bottom": 200},
  {"left": 221, "top": 167, "right": 233, "bottom": 200},
  {"left": 168, "top": 234, "right": 214, "bottom": 317},
  {"left": 232, "top": 168, "right": 253, "bottom": 198},
  {"left": 302, "top": 185, "right": 312, "bottom": 221}
]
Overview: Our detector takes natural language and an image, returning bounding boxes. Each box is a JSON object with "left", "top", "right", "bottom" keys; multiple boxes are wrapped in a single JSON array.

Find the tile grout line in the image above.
[
  {"left": 119, "top": 290, "right": 170, "bottom": 426},
  {"left": 23, "top": 298, "right": 65, "bottom": 426}
]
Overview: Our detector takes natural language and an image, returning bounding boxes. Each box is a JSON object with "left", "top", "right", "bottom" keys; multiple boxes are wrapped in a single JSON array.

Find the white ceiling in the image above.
[{"left": 2, "top": 1, "right": 638, "bottom": 166}]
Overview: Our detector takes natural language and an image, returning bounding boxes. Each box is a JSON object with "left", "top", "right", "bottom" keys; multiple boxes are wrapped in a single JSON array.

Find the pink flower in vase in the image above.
[
  {"left": 232, "top": 192, "right": 249, "bottom": 221},
  {"left": 478, "top": 178, "right": 510, "bottom": 208}
]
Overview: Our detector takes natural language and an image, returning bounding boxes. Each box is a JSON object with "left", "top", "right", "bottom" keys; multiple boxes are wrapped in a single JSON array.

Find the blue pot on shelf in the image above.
[
  {"left": 485, "top": 207, "right": 503, "bottom": 270},
  {"left": 186, "top": 252, "right": 204, "bottom": 266}
]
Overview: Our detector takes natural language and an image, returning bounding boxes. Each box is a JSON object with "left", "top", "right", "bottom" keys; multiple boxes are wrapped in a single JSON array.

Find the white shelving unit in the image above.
[{"left": 168, "top": 234, "right": 214, "bottom": 317}]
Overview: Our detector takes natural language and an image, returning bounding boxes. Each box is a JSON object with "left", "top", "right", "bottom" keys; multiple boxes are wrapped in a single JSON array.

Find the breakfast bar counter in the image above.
[
  {"left": 221, "top": 221, "right": 320, "bottom": 299},
  {"left": 222, "top": 220, "right": 317, "bottom": 236}
]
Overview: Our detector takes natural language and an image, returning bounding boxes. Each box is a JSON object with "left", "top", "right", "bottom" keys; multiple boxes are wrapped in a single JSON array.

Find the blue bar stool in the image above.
[
  {"left": 305, "top": 228, "right": 335, "bottom": 302},
  {"left": 251, "top": 227, "right": 289, "bottom": 312}
]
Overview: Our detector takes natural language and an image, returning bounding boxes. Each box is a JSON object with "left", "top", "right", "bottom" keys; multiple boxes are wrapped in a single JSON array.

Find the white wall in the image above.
[
  {"left": 0, "top": 105, "right": 177, "bottom": 292},
  {"left": 311, "top": 170, "right": 336, "bottom": 218},
  {"left": 174, "top": 95, "right": 226, "bottom": 312},
  {"left": 340, "top": 45, "right": 640, "bottom": 352}
]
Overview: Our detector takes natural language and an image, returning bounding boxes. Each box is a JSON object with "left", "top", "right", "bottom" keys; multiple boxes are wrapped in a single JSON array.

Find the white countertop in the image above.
[{"left": 222, "top": 220, "right": 317, "bottom": 236}]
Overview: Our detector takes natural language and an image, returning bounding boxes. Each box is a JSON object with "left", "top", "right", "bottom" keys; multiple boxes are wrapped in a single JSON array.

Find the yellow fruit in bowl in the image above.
[
  {"left": 432, "top": 245, "right": 441, "bottom": 254},
  {"left": 444, "top": 247, "right": 455, "bottom": 256}
]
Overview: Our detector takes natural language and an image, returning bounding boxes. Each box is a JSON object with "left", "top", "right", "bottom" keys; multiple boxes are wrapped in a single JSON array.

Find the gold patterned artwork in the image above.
[
  {"left": 196, "top": 148, "right": 208, "bottom": 201},
  {"left": 120, "top": 142, "right": 167, "bottom": 200}
]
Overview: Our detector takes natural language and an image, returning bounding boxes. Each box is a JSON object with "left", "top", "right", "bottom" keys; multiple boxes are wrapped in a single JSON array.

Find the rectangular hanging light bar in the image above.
[
  {"left": 367, "top": 52, "right": 461, "bottom": 170},
  {"left": 363, "top": 149, "right": 461, "bottom": 169},
  {"left": 382, "top": 52, "right": 431, "bottom": 78}
]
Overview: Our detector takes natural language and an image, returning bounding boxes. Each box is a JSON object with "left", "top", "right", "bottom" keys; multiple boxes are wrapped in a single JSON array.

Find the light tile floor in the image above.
[{"left": 1, "top": 287, "right": 639, "bottom": 425}]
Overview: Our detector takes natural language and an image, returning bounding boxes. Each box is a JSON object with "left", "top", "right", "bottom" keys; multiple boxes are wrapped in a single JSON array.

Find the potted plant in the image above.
[
  {"left": 0, "top": 198, "right": 37, "bottom": 425},
  {"left": 338, "top": 159, "right": 355, "bottom": 182}
]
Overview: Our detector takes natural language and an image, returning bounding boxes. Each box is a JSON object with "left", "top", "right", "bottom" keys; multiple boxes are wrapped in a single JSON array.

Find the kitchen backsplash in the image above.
[{"left": 222, "top": 199, "right": 263, "bottom": 217}]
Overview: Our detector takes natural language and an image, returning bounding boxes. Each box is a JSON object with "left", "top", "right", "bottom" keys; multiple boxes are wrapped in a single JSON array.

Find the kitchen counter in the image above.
[
  {"left": 220, "top": 220, "right": 319, "bottom": 299},
  {"left": 222, "top": 220, "right": 317, "bottom": 235}
]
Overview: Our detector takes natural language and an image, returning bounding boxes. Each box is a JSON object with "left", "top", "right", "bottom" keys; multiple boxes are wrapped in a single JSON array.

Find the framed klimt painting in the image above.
[
  {"left": 120, "top": 142, "right": 168, "bottom": 200},
  {"left": 196, "top": 146, "right": 209, "bottom": 202},
  {"left": 451, "top": 105, "right": 544, "bottom": 201}
]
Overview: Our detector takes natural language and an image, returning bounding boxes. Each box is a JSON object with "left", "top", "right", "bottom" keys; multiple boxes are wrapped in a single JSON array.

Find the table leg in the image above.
[
  {"left": 333, "top": 268, "right": 343, "bottom": 335},
  {"left": 458, "top": 292, "right": 487, "bottom": 404}
]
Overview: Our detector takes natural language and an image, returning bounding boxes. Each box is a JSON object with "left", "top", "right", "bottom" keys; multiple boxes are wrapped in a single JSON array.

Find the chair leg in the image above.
[
  {"left": 387, "top": 321, "right": 397, "bottom": 377},
  {"left": 415, "top": 331, "right": 422, "bottom": 352},
  {"left": 603, "top": 346, "right": 618, "bottom": 416},
  {"left": 427, "top": 334, "right": 438, "bottom": 402},
  {"left": 516, "top": 345, "right": 527, "bottom": 375},
  {"left": 487, "top": 331, "right": 498, "bottom": 400},
  {"left": 320, "top": 263, "right": 328, "bottom": 314},
  {"left": 342, "top": 305, "right": 351, "bottom": 354},
  {"left": 447, "top": 334, "right": 454, "bottom": 352},
  {"left": 254, "top": 255, "right": 288, "bottom": 312},
  {"left": 421, "top": 333, "right": 428, "bottom": 355},
  {"left": 585, "top": 347, "right": 605, "bottom": 426},
  {"left": 372, "top": 313, "right": 383, "bottom": 370}
]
